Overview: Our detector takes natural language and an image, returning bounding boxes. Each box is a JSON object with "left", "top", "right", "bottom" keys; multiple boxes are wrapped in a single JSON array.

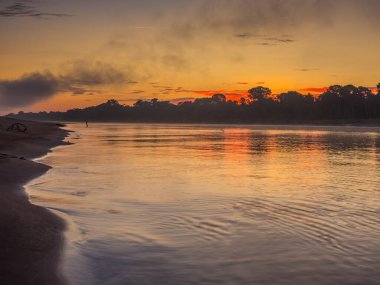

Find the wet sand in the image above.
[{"left": 0, "top": 117, "right": 69, "bottom": 285}]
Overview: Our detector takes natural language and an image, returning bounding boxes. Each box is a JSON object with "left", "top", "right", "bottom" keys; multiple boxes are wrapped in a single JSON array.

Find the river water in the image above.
[{"left": 27, "top": 124, "right": 380, "bottom": 285}]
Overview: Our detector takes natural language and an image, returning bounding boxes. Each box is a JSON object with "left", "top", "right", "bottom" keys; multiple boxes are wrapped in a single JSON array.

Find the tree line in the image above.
[{"left": 8, "top": 84, "right": 380, "bottom": 124}]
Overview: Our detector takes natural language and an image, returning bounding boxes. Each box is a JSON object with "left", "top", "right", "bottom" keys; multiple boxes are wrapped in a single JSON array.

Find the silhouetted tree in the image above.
[
  {"left": 134, "top": 99, "right": 144, "bottom": 107},
  {"left": 248, "top": 86, "right": 272, "bottom": 102},
  {"left": 7, "top": 83, "right": 380, "bottom": 124},
  {"left": 194, "top": 97, "right": 213, "bottom": 105},
  {"left": 317, "top": 85, "right": 343, "bottom": 119},
  {"left": 211, "top": 93, "right": 226, "bottom": 103},
  {"left": 278, "top": 91, "right": 315, "bottom": 121},
  {"left": 105, "top": 99, "right": 120, "bottom": 107}
]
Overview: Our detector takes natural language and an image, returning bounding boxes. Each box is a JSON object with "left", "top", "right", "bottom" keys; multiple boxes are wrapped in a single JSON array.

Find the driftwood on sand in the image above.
[{"left": 6, "top": 123, "right": 28, "bottom": 133}]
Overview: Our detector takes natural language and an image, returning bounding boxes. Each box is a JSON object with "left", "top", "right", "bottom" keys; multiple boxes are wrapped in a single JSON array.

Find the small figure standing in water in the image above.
[{"left": 86, "top": 121, "right": 88, "bottom": 128}]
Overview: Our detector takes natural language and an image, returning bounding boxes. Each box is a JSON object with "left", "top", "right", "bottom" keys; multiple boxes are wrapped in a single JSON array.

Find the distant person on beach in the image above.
[{"left": 86, "top": 121, "right": 88, "bottom": 128}]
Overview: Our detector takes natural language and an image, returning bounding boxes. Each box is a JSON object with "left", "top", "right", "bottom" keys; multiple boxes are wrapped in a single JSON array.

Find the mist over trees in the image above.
[{"left": 7, "top": 84, "right": 380, "bottom": 124}]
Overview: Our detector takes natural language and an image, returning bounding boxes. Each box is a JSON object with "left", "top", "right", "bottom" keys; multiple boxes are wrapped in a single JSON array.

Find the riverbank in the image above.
[{"left": 0, "top": 117, "right": 70, "bottom": 285}]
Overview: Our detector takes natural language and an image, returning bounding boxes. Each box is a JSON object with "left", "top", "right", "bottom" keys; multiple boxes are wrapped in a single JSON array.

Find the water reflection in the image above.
[{"left": 28, "top": 124, "right": 380, "bottom": 285}]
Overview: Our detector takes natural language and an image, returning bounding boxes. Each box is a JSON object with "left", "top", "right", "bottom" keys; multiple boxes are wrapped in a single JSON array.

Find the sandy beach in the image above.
[{"left": 0, "top": 117, "right": 69, "bottom": 285}]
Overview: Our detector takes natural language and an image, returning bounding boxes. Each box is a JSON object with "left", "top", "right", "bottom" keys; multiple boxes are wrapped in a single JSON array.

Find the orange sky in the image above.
[{"left": 0, "top": 0, "right": 379, "bottom": 114}]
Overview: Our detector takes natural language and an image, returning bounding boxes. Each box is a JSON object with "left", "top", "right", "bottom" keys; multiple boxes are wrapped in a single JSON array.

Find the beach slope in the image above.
[{"left": 0, "top": 117, "right": 69, "bottom": 285}]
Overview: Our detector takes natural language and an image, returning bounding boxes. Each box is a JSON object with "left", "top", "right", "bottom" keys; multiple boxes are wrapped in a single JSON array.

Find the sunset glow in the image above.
[
  {"left": 1, "top": 2, "right": 380, "bottom": 284},
  {"left": 1, "top": 0, "right": 380, "bottom": 114}
]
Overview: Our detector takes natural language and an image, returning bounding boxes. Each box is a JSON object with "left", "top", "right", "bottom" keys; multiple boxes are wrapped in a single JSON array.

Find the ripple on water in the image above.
[{"left": 26, "top": 124, "right": 380, "bottom": 285}]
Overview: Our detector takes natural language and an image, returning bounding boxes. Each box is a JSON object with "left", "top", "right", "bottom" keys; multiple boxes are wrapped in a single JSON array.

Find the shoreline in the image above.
[
  {"left": 17, "top": 119, "right": 380, "bottom": 128},
  {"left": 0, "top": 117, "right": 70, "bottom": 285}
]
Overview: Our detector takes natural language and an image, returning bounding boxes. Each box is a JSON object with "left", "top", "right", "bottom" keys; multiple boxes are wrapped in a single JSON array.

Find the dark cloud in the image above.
[
  {"left": 0, "top": 1, "right": 72, "bottom": 18},
  {"left": 0, "top": 60, "right": 129, "bottom": 108},
  {"left": 64, "top": 85, "right": 96, "bottom": 96},
  {"left": 0, "top": 72, "right": 59, "bottom": 108}
]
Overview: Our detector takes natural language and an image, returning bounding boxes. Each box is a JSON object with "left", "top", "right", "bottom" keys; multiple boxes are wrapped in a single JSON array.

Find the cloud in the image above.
[
  {"left": 161, "top": 55, "right": 189, "bottom": 71},
  {"left": 296, "top": 68, "right": 320, "bottom": 72},
  {"left": 65, "top": 85, "right": 96, "bottom": 96},
  {"left": 170, "top": 97, "right": 196, "bottom": 105},
  {"left": 234, "top": 33, "right": 253, "bottom": 39},
  {"left": 190, "top": 89, "right": 248, "bottom": 101},
  {"left": 234, "top": 33, "right": 296, "bottom": 45},
  {"left": 256, "top": 42, "right": 274, "bottom": 46},
  {"left": 299, "top": 87, "right": 328, "bottom": 94},
  {"left": 165, "top": 1, "right": 330, "bottom": 40},
  {"left": 0, "top": 72, "right": 59, "bottom": 108},
  {"left": 0, "top": 60, "right": 130, "bottom": 108},
  {"left": 60, "top": 60, "right": 127, "bottom": 86},
  {"left": 130, "top": 90, "right": 144, "bottom": 94},
  {"left": 128, "top": 85, "right": 249, "bottom": 102},
  {"left": 162, "top": 0, "right": 380, "bottom": 47},
  {"left": 263, "top": 37, "right": 295, "bottom": 44},
  {"left": 0, "top": 2, "right": 72, "bottom": 18},
  {"left": 300, "top": 85, "right": 378, "bottom": 95}
]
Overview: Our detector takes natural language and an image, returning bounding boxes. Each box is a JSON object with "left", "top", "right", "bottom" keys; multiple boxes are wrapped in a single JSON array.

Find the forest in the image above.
[{"left": 7, "top": 84, "right": 380, "bottom": 124}]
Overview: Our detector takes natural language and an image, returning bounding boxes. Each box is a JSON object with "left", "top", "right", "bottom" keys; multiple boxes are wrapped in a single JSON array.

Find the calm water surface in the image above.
[{"left": 28, "top": 124, "right": 380, "bottom": 285}]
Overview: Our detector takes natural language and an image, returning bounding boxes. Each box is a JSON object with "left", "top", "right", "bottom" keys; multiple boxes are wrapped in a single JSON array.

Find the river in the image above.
[{"left": 27, "top": 124, "right": 380, "bottom": 285}]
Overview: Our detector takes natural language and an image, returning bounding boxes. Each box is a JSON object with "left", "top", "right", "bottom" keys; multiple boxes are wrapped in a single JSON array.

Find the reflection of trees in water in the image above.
[
  {"left": 273, "top": 134, "right": 307, "bottom": 152},
  {"left": 246, "top": 131, "right": 380, "bottom": 160},
  {"left": 249, "top": 132, "right": 325, "bottom": 154},
  {"left": 248, "top": 133, "right": 271, "bottom": 154},
  {"left": 375, "top": 136, "right": 380, "bottom": 153},
  {"left": 322, "top": 134, "right": 377, "bottom": 153},
  {"left": 204, "top": 131, "right": 227, "bottom": 154}
]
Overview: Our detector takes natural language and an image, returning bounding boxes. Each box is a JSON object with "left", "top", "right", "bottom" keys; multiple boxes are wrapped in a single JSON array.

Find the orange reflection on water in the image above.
[{"left": 27, "top": 124, "right": 380, "bottom": 285}]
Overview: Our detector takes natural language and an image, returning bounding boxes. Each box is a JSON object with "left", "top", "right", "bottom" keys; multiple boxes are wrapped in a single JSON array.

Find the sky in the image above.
[{"left": 0, "top": 0, "right": 379, "bottom": 113}]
